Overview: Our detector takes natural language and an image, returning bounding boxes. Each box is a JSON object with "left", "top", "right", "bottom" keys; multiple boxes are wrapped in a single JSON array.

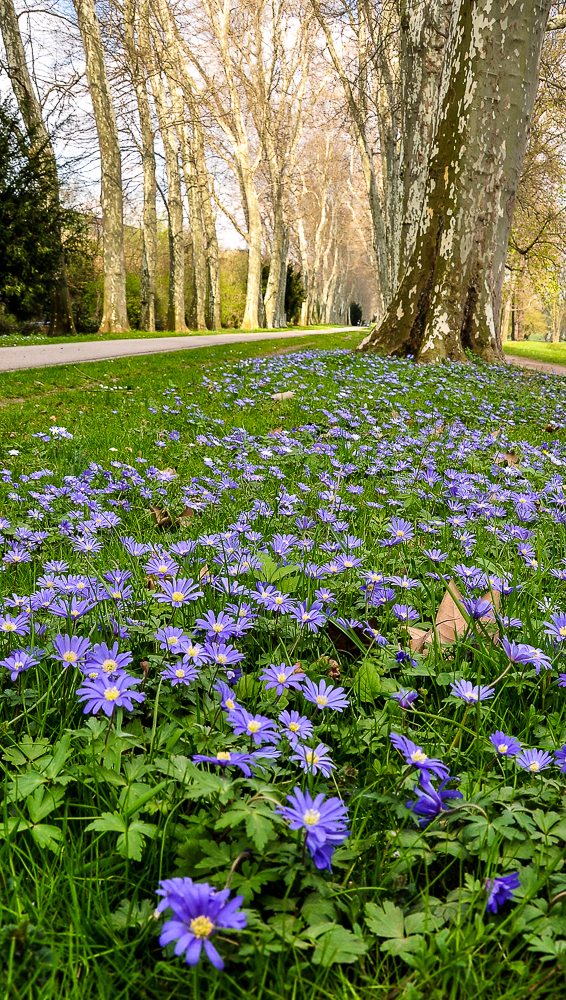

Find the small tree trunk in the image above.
[
  {"left": 0, "top": 0, "right": 76, "bottom": 334},
  {"left": 515, "top": 285, "right": 525, "bottom": 341},
  {"left": 500, "top": 286, "right": 512, "bottom": 343},
  {"left": 360, "top": 0, "right": 551, "bottom": 362},
  {"left": 241, "top": 166, "right": 263, "bottom": 330},
  {"left": 149, "top": 70, "right": 187, "bottom": 332},
  {"left": 73, "top": 0, "right": 129, "bottom": 333},
  {"left": 264, "top": 194, "right": 288, "bottom": 328},
  {"left": 125, "top": 0, "right": 156, "bottom": 331}
]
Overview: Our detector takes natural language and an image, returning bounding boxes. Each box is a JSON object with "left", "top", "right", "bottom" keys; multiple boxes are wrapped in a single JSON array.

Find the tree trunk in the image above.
[
  {"left": 264, "top": 192, "right": 288, "bottom": 328},
  {"left": 0, "top": 0, "right": 76, "bottom": 334},
  {"left": 360, "top": 0, "right": 551, "bottom": 362},
  {"left": 73, "top": 0, "right": 129, "bottom": 333},
  {"left": 515, "top": 284, "right": 525, "bottom": 341},
  {"left": 397, "top": 0, "right": 453, "bottom": 278},
  {"left": 500, "top": 283, "right": 512, "bottom": 342},
  {"left": 124, "top": 0, "right": 156, "bottom": 331},
  {"left": 148, "top": 69, "right": 188, "bottom": 331}
]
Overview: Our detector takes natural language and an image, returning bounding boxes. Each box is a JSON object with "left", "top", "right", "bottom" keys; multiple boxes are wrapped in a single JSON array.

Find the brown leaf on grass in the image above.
[
  {"left": 420, "top": 581, "right": 499, "bottom": 648},
  {"left": 317, "top": 655, "right": 341, "bottom": 679},
  {"left": 269, "top": 428, "right": 283, "bottom": 436},
  {"left": 494, "top": 451, "right": 520, "bottom": 467},
  {"left": 145, "top": 575, "right": 157, "bottom": 591},
  {"left": 150, "top": 506, "right": 173, "bottom": 528},
  {"left": 408, "top": 627, "right": 430, "bottom": 652},
  {"left": 481, "top": 588, "right": 500, "bottom": 611},
  {"left": 431, "top": 578, "right": 468, "bottom": 645},
  {"left": 198, "top": 564, "right": 211, "bottom": 583},
  {"left": 179, "top": 506, "right": 195, "bottom": 522}
]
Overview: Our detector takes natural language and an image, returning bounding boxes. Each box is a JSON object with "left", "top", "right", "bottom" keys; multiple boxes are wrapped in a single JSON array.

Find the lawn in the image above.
[
  {"left": 2, "top": 342, "right": 566, "bottom": 999},
  {"left": 504, "top": 341, "right": 566, "bottom": 367}
]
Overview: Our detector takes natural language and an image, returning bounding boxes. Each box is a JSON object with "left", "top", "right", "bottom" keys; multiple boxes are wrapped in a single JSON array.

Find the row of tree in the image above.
[
  {"left": 0, "top": 0, "right": 377, "bottom": 335},
  {"left": 2, "top": 2, "right": 566, "bottom": 354}
]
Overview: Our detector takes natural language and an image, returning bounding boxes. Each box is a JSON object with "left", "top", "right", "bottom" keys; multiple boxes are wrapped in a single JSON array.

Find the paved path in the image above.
[
  {"left": 506, "top": 353, "right": 566, "bottom": 376},
  {"left": 0, "top": 329, "right": 357, "bottom": 373}
]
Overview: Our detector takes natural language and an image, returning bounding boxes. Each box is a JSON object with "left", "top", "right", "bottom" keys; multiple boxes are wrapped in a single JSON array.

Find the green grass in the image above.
[
  {"left": 2, "top": 341, "right": 566, "bottom": 999},
  {"left": 0, "top": 324, "right": 354, "bottom": 350},
  {"left": 504, "top": 341, "right": 566, "bottom": 367}
]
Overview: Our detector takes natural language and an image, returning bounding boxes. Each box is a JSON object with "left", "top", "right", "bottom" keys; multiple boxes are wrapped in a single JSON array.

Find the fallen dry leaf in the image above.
[
  {"left": 408, "top": 627, "right": 429, "bottom": 652},
  {"left": 494, "top": 451, "right": 520, "bottom": 466},
  {"left": 179, "top": 506, "right": 195, "bottom": 522},
  {"left": 149, "top": 505, "right": 174, "bottom": 527},
  {"left": 432, "top": 578, "right": 468, "bottom": 644}
]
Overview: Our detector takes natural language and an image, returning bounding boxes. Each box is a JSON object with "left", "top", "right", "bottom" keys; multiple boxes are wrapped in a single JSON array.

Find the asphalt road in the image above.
[
  {"left": 0, "top": 329, "right": 357, "bottom": 373},
  {"left": 0, "top": 329, "right": 562, "bottom": 376}
]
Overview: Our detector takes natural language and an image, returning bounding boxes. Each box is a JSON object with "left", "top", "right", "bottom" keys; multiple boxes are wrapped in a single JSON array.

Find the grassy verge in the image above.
[
  {"left": 504, "top": 341, "right": 566, "bottom": 367},
  {"left": 2, "top": 343, "right": 566, "bottom": 999},
  {"left": 0, "top": 324, "right": 354, "bottom": 350}
]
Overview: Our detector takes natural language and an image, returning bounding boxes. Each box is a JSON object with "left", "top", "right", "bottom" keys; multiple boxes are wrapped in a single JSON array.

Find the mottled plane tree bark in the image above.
[
  {"left": 124, "top": 0, "right": 157, "bottom": 331},
  {"left": 359, "top": 0, "right": 552, "bottom": 362},
  {"left": 73, "top": 0, "right": 130, "bottom": 332},
  {"left": 0, "top": 0, "right": 76, "bottom": 334}
]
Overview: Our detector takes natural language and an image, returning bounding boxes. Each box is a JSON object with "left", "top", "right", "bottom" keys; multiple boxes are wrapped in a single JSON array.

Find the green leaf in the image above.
[
  {"left": 8, "top": 772, "right": 46, "bottom": 802},
  {"left": 116, "top": 821, "right": 156, "bottom": 861},
  {"left": 365, "top": 900, "right": 405, "bottom": 938},
  {"left": 309, "top": 924, "right": 368, "bottom": 967},
  {"left": 30, "top": 823, "right": 64, "bottom": 851},
  {"left": 42, "top": 735, "right": 72, "bottom": 779},
  {"left": 86, "top": 812, "right": 127, "bottom": 835},
  {"left": 108, "top": 898, "right": 154, "bottom": 930},
  {"left": 26, "top": 786, "right": 65, "bottom": 824},
  {"left": 353, "top": 660, "right": 383, "bottom": 701},
  {"left": 244, "top": 810, "right": 275, "bottom": 851},
  {"left": 380, "top": 934, "right": 423, "bottom": 956}
]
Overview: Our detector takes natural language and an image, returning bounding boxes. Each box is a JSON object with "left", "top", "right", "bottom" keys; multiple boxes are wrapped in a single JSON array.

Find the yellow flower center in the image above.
[
  {"left": 498, "top": 744, "right": 508, "bottom": 754},
  {"left": 2, "top": 623, "right": 15, "bottom": 631},
  {"left": 190, "top": 915, "right": 214, "bottom": 939},
  {"left": 247, "top": 720, "right": 260, "bottom": 733},
  {"left": 289, "top": 721, "right": 300, "bottom": 732},
  {"left": 70, "top": 610, "right": 79, "bottom": 617},
  {"left": 212, "top": 623, "right": 223, "bottom": 632},
  {"left": 303, "top": 809, "right": 321, "bottom": 826},
  {"left": 305, "top": 751, "right": 319, "bottom": 765},
  {"left": 225, "top": 698, "right": 235, "bottom": 711},
  {"left": 316, "top": 695, "right": 328, "bottom": 707},
  {"left": 104, "top": 687, "right": 120, "bottom": 701},
  {"left": 102, "top": 659, "right": 117, "bottom": 673},
  {"left": 529, "top": 761, "right": 540, "bottom": 772},
  {"left": 275, "top": 596, "right": 283, "bottom": 605},
  {"left": 63, "top": 651, "right": 77, "bottom": 663},
  {"left": 112, "top": 591, "right": 121, "bottom": 599},
  {"left": 14, "top": 661, "right": 23, "bottom": 670},
  {"left": 186, "top": 646, "right": 198, "bottom": 656},
  {"left": 396, "top": 530, "right": 404, "bottom": 538},
  {"left": 175, "top": 669, "right": 185, "bottom": 678},
  {"left": 168, "top": 637, "right": 178, "bottom": 645},
  {"left": 302, "top": 613, "right": 311, "bottom": 621},
  {"left": 217, "top": 751, "right": 231, "bottom": 761},
  {"left": 560, "top": 627, "right": 566, "bottom": 637},
  {"left": 411, "top": 750, "right": 428, "bottom": 763},
  {"left": 216, "top": 654, "right": 227, "bottom": 664},
  {"left": 158, "top": 564, "right": 168, "bottom": 573},
  {"left": 277, "top": 672, "right": 287, "bottom": 683},
  {"left": 172, "top": 591, "right": 185, "bottom": 603}
]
